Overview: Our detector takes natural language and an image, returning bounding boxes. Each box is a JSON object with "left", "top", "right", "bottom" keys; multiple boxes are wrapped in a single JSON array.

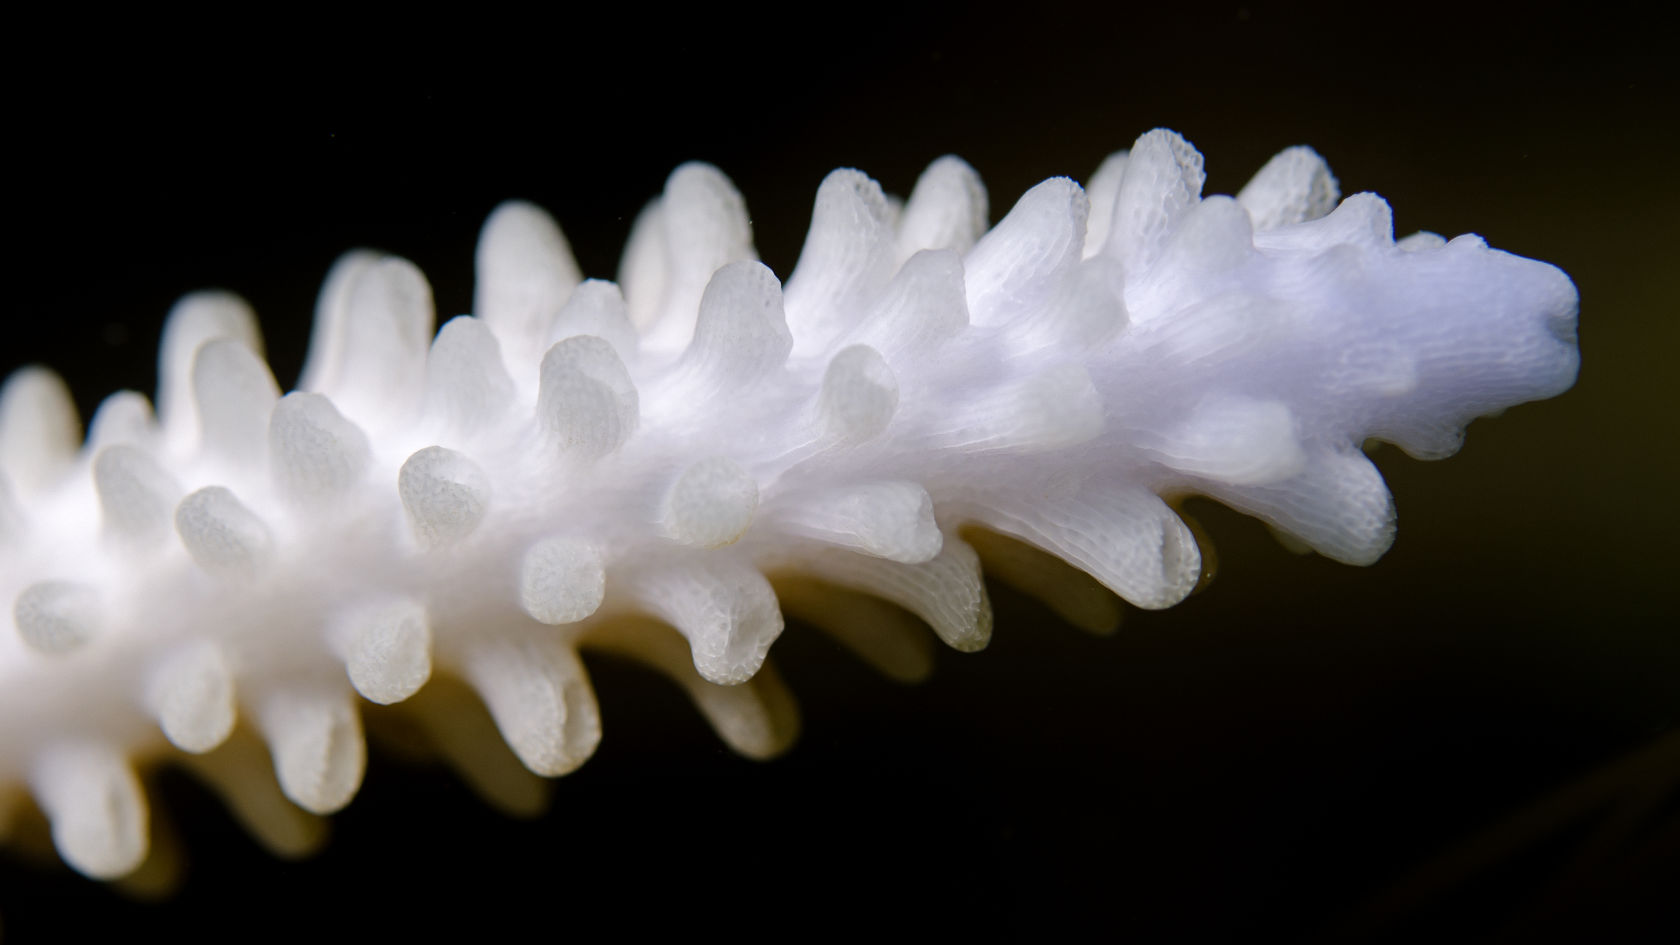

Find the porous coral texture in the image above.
[{"left": 0, "top": 130, "right": 1579, "bottom": 882}]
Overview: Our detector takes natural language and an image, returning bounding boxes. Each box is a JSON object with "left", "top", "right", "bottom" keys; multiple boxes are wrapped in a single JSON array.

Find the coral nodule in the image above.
[{"left": 0, "top": 129, "right": 1577, "bottom": 885}]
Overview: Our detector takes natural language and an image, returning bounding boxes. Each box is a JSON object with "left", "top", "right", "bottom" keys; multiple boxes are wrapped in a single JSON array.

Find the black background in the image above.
[{"left": 2, "top": 3, "right": 1675, "bottom": 941}]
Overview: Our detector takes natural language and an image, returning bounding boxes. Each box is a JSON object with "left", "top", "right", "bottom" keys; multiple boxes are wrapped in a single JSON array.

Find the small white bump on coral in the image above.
[
  {"left": 256, "top": 687, "right": 365, "bottom": 815},
  {"left": 518, "top": 537, "right": 606, "bottom": 626},
  {"left": 663, "top": 457, "right": 759, "bottom": 549},
  {"left": 93, "top": 444, "right": 183, "bottom": 550},
  {"left": 459, "top": 632, "right": 599, "bottom": 777},
  {"left": 0, "top": 129, "right": 1578, "bottom": 887},
  {"left": 29, "top": 743, "right": 146, "bottom": 879},
  {"left": 174, "top": 486, "right": 274, "bottom": 580},
  {"left": 13, "top": 581, "right": 103, "bottom": 654},
  {"left": 338, "top": 597, "right": 432, "bottom": 705},
  {"left": 146, "top": 640, "right": 236, "bottom": 753},
  {"left": 397, "top": 446, "right": 491, "bottom": 549},
  {"left": 767, "top": 480, "right": 941, "bottom": 564},
  {"left": 536, "top": 336, "right": 639, "bottom": 459}
]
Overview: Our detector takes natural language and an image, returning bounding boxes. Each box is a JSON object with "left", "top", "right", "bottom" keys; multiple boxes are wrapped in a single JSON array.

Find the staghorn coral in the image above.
[{"left": 0, "top": 129, "right": 1577, "bottom": 889}]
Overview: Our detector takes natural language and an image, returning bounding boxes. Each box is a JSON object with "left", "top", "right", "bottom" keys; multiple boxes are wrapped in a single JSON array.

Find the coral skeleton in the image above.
[{"left": 0, "top": 129, "right": 1578, "bottom": 884}]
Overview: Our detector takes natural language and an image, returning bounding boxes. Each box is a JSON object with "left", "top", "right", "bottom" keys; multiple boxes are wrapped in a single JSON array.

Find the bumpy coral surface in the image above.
[{"left": 0, "top": 130, "right": 1578, "bottom": 882}]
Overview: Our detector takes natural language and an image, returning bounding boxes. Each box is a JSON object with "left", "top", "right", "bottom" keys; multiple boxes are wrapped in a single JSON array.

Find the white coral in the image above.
[{"left": 0, "top": 129, "right": 1578, "bottom": 882}]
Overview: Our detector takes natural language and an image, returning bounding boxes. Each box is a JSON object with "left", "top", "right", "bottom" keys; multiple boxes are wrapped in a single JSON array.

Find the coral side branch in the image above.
[{"left": 0, "top": 129, "right": 1578, "bottom": 882}]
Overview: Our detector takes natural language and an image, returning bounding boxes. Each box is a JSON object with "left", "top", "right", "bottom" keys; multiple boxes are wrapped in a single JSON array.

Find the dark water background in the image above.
[{"left": 3, "top": 4, "right": 1674, "bottom": 940}]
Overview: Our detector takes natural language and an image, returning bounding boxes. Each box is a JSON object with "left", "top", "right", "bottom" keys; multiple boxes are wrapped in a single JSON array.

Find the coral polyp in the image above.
[{"left": 0, "top": 129, "right": 1578, "bottom": 884}]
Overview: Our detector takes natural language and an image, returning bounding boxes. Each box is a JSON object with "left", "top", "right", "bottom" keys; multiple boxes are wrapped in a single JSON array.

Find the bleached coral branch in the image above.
[{"left": 0, "top": 129, "right": 1578, "bottom": 882}]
